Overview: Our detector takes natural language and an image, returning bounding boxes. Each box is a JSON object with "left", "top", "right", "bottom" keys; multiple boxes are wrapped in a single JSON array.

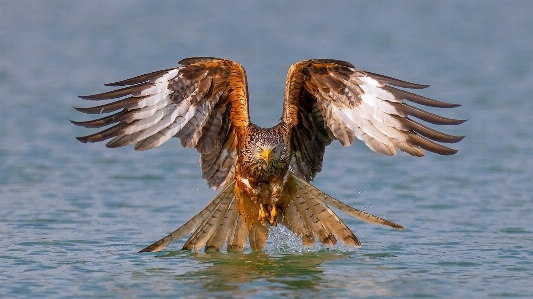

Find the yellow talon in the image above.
[
  {"left": 258, "top": 205, "right": 268, "bottom": 224},
  {"left": 269, "top": 205, "right": 278, "bottom": 226}
]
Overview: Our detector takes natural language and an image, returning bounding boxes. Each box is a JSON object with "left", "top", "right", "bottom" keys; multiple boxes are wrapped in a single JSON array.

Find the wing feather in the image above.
[
  {"left": 74, "top": 58, "right": 250, "bottom": 189},
  {"left": 283, "top": 59, "right": 466, "bottom": 180}
]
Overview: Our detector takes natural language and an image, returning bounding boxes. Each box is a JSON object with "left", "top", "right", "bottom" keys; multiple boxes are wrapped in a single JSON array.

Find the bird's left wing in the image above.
[
  {"left": 73, "top": 57, "right": 250, "bottom": 189},
  {"left": 282, "top": 59, "right": 466, "bottom": 181}
]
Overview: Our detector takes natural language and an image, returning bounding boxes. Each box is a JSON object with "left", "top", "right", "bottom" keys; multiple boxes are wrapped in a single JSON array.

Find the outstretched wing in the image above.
[
  {"left": 282, "top": 59, "right": 466, "bottom": 181},
  {"left": 72, "top": 57, "right": 250, "bottom": 189}
]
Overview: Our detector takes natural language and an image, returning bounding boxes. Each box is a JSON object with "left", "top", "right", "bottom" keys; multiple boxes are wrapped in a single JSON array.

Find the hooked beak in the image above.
[{"left": 260, "top": 149, "right": 271, "bottom": 164}]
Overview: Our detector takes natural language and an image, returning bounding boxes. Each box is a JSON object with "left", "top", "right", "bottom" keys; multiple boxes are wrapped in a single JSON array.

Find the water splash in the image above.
[{"left": 264, "top": 225, "right": 358, "bottom": 254}]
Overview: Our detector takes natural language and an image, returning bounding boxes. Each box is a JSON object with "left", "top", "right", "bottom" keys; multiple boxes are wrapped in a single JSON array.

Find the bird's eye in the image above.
[{"left": 257, "top": 147, "right": 262, "bottom": 153}]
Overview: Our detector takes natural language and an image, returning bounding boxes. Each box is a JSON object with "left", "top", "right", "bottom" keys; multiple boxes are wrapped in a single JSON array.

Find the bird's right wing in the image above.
[{"left": 73, "top": 57, "right": 250, "bottom": 189}]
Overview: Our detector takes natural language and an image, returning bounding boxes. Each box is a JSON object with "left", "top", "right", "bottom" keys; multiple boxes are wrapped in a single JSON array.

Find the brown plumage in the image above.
[{"left": 73, "top": 57, "right": 465, "bottom": 252}]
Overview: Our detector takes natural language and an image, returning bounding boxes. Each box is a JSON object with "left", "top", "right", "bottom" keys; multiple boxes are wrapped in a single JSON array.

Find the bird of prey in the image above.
[{"left": 73, "top": 57, "right": 465, "bottom": 252}]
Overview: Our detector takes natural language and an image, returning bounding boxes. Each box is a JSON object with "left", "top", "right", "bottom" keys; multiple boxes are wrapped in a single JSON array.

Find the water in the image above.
[{"left": 1, "top": 1, "right": 532, "bottom": 298}]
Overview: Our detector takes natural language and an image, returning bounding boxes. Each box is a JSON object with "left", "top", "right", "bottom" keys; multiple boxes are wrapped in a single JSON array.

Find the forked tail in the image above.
[{"left": 139, "top": 172, "right": 403, "bottom": 252}]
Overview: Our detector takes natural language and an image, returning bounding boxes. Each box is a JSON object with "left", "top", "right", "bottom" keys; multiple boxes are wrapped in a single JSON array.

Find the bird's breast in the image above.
[{"left": 246, "top": 160, "right": 287, "bottom": 182}]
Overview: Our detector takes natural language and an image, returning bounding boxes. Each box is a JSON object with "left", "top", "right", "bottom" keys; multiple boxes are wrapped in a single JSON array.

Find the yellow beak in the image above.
[{"left": 260, "top": 149, "right": 271, "bottom": 163}]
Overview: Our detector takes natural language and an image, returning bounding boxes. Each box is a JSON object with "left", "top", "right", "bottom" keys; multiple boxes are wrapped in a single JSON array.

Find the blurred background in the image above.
[{"left": 1, "top": 1, "right": 532, "bottom": 298}]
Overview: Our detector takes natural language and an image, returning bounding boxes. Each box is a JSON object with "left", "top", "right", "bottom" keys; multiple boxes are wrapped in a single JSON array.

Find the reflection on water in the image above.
[
  {"left": 151, "top": 226, "right": 349, "bottom": 294},
  {"left": 141, "top": 245, "right": 400, "bottom": 298},
  {"left": 159, "top": 250, "right": 346, "bottom": 296},
  {"left": 142, "top": 227, "right": 400, "bottom": 298}
]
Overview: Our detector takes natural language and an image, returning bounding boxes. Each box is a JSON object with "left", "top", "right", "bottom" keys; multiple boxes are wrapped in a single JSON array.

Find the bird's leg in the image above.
[
  {"left": 256, "top": 183, "right": 271, "bottom": 225},
  {"left": 253, "top": 182, "right": 280, "bottom": 226},
  {"left": 267, "top": 183, "right": 282, "bottom": 226},
  {"left": 236, "top": 177, "right": 282, "bottom": 226},
  {"left": 236, "top": 177, "right": 267, "bottom": 226},
  {"left": 258, "top": 204, "right": 269, "bottom": 225}
]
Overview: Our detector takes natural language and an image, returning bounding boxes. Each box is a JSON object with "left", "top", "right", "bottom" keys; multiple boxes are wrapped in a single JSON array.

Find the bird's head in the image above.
[
  {"left": 248, "top": 135, "right": 286, "bottom": 165},
  {"left": 253, "top": 142, "right": 283, "bottom": 165},
  {"left": 256, "top": 146, "right": 276, "bottom": 164},
  {"left": 245, "top": 125, "right": 290, "bottom": 171}
]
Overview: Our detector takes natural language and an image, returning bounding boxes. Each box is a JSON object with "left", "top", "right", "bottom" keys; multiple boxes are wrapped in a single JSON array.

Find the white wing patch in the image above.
[
  {"left": 103, "top": 71, "right": 208, "bottom": 150},
  {"left": 317, "top": 70, "right": 464, "bottom": 157}
]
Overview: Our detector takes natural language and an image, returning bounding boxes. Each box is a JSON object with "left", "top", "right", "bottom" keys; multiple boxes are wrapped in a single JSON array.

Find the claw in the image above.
[
  {"left": 268, "top": 205, "right": 278, "bottom": 226},
  {"left": 258, "top": 205, "right": 269, "bottom": 224}
]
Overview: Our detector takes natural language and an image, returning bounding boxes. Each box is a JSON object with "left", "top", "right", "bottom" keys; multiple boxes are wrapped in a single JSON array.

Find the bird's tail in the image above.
[
  {"left": 139, "top": 181, "right": 242, "bottom": 252},
  {"left": 139, "top": 172, "right": 403, "bottom": 253},
  {"left": 139, "top": 177, "right": 268, "bottom": 253},
  {"left": 282, "top": 174, "right": 404, "bottom": 248}
]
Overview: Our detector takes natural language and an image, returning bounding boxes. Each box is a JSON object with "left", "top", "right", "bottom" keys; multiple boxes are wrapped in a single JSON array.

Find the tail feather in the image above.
[
  {"left": 280, "top": 199, "right": 315, "bottom": 246},
  {"left": 292, "top": 175, "right": 404, "bottom": 230},
  {"left": 226, "top": 213, "right": 248, "bottom": 251},
  {"left": 233, "top": 184, "right": 269, "bottom": 251},
  {"left": 205, "top": 196, "right": 239, "bottom": 251},
  {"left": 183, "top": 189, "right": 235, "bottom": 252},
  {"left": 293, "top": 190, "right": 337, "bottom": 246},
  {"left": 296, "top": 179, "right": 361, "bottom": 246},
  {"left": 139, "top": 172, "right": 403, "bottom": 253},
  {"left": 248, "top": 223, "right": 269, "bottom": 251},
  {"left": 139, "top": 181, "right": 235, "bottom": 252}
]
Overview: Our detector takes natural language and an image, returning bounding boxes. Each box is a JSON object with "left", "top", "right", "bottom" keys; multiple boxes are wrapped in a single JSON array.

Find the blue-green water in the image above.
[{"left": 1, "top": 1, "right": 532, "bottom": 298}]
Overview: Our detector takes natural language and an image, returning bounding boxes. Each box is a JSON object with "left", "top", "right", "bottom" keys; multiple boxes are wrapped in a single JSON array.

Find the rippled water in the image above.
[{"left": 1, "top": 1, "right": 532, "bottom": 298}]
